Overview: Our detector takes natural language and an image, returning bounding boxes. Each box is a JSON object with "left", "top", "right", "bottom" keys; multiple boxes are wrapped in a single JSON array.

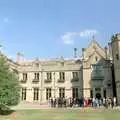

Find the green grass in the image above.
[{"left": 0, "top": 108, "right": 120, "bottom": 120}]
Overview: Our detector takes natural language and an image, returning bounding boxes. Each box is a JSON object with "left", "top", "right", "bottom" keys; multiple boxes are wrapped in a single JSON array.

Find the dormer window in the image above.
[
  {"left": 23, "top": 73, "right": 27, "bottom": 81},
  {"left": 34, "top": 73, "right": 39, "bottom": 80}
]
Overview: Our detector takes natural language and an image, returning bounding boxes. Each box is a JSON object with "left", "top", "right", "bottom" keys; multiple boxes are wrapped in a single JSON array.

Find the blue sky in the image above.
[{"left": 0, "top": 0, "right": 120, "bottom": 60}]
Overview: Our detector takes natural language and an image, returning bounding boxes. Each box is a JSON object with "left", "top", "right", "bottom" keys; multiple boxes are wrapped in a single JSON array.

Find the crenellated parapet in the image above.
[{"left": 111, "top": 33, "right": 120, "bottom": 41}]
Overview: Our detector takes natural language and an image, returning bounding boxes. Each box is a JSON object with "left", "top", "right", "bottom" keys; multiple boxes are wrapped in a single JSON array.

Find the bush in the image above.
[{"left": 0, "top": 55, "right": 20, "bottom": 115}]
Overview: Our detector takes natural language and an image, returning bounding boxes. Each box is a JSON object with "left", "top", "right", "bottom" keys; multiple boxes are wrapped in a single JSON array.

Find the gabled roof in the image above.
[
  {"left": 85, "top": 50, "right": 105, "bottom": 63},
  {"left": 84, "top": 40, "right": 106, "bottom": 59},
  {"left": 87, "top": 40, "right": 105, "bottom": 52}
]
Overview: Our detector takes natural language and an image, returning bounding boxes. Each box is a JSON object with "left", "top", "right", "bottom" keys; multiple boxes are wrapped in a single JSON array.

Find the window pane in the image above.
[
  {"left": 47, "top": 72, "right": 52, "bottom": 80},
  {"left": 33, "top": 88, "right": 39, "bottom": 100},
  {"left": 73, "top": 72, "right": 78, "bottom": 78},
  {"left": 37, "top": 73, "right": 39, "bottom": 79},
  {"left": 72, "top": 88, "right": 78, "bottom": 98},
  {"left": 46, "top": 88, "right": 51, "bottom": 100},
  {"left": 59, "top": 88, "right": 65, "bottom": 98},
  {"left": 34, "top": 73, "right": 39, "bottom": 79},
  {"left": 21, "top": 88, "right": 26, "bottom": 100},
  {"left": 23, "top": 73, "right": 27, "bottom": 80},
  {"left": 59, "top": 72, "right": 65, "bottom": 80}
]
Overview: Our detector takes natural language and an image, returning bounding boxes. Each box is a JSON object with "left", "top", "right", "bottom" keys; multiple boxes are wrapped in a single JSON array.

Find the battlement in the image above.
[{"left": 111, "top": 33, "right": 120, "bottom": 41}]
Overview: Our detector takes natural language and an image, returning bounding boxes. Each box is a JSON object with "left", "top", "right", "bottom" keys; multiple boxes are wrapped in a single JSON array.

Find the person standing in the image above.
[
  {"left": 113, "top": 97, "right": 117, "bottom": 107},
  {"left": 51, "top": 98, "right": 53, "bottom": 108}
]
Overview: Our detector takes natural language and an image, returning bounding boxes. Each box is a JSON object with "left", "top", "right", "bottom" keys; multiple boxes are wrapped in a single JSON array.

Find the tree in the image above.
[{"left": 0, "top": 55, "right": 20, "bottom": 114}]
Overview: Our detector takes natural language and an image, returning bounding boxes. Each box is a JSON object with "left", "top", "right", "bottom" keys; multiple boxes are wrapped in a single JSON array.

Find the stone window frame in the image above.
[
  {"left": 33, "top": 87, "right": 39, "bottom": 100},
  {"left": 59, "top": 87, "right": 65, "bottom": 98},
  {"left": 59, "top": 72, "right": 65, "bottom": 80},
  {"left": 46, "top": 88, "right": 52, "bottom": 100},
  {"left": 46, "top": 72, "right": 52, "bottom": 80},
  {"left": 34, "top": 72, "right": 39, "bottom": 80},
  {"left": 21, "top": 88, "right": 27, "bottom": 100},
  {"left": 23, "top": 73, "right": 27, "bottom": 80},
  {"left": 72, "top": 87, "right": 78, "bottom": 98}
]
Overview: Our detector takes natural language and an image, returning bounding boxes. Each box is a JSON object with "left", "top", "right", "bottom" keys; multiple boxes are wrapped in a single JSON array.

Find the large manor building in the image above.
[{"left": 3, "top": 34, "right": 120, "bottom": 104}]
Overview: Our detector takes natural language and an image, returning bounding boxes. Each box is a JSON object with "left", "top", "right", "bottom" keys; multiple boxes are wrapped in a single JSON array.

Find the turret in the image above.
[
  {"left": 17, "top": 52, "right": 24, "bottom": 62},
  {"left": 111, "top": 33, "right": 120, "bottom": 61}
]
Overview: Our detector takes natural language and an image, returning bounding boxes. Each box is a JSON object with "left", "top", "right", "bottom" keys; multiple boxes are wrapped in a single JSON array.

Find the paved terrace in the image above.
[
  {"left": 11, "top": 102, "right": 120, "bottom": 110},
  {"left": 11, "top": 102, "right": 51, "bottom": 110}
]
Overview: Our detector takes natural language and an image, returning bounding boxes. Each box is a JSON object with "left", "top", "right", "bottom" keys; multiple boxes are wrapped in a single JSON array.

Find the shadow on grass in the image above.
[{"left": 0, "top": 109, "right": 15, "bottom": 116}]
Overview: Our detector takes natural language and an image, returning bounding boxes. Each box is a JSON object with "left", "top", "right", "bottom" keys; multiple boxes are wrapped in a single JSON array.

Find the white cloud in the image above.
[
  {"left": 3, "top": 18, "right": 9, "bottom": 23},
  {"left": 61, "top": 29, "right": 98, "bottom": 45},
  {"left": 61, "top": 32, "right": 76, "bottom": 45},
  {"left": 79, "top": 30, "right": 98, "bottom": 37}
]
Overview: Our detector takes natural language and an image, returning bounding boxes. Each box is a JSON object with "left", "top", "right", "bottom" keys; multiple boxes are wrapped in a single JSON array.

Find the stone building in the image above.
[
  {"left": 110, "top": 33, "right": 120, "bottom": 104},
  {"left": 2, "top": 40, "right": 114, "bottom": 104}
]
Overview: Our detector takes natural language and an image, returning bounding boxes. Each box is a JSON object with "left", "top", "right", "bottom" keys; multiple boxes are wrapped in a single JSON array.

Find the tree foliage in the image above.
[{"left": 0, "top": 55, "right": 20, "bottom": 113}]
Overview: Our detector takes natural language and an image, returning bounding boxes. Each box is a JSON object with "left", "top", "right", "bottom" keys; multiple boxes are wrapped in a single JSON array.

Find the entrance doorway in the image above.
[{"left": 95, "top": 93, "right": 101, "bottom": 99}]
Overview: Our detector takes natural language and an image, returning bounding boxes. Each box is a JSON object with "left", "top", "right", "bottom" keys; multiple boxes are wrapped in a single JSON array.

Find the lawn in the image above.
[{"left": 0, "top": 108, "right": 120, "bottom": 120}]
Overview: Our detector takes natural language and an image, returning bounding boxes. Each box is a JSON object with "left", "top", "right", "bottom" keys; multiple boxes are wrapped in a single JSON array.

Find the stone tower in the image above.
[{"left": 111, "top": 33, "right": 120, "bottom": 104}]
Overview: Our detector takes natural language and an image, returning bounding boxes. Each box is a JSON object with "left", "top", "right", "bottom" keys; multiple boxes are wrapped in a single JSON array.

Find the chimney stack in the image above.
[
  {"left": 74, "top": 48, "right": 77, "bottom": 58},
  {"left": 82, "top": 48, "right": 85, "bottom": 60}
]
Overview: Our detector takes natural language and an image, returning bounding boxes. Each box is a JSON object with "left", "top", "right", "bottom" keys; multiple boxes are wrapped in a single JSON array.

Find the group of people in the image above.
[
  {"left": 92, "top": 97, "right": 116, "bottom": 108},
  {"left": 48, "top": 97, "right": 117, "bottom": 109}
]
